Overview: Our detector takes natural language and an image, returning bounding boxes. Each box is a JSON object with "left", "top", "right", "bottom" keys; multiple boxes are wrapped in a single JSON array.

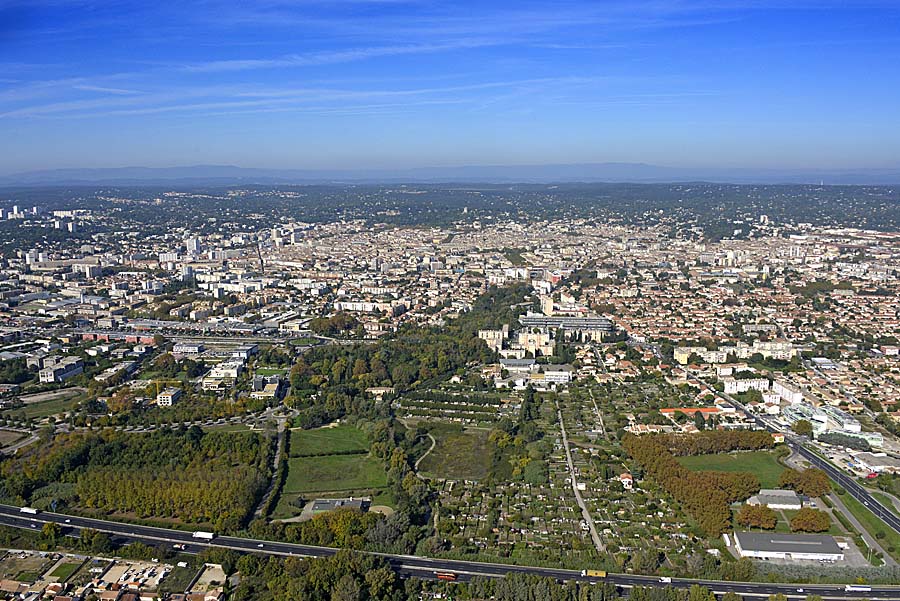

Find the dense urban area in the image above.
[{"left": 0, "top": 183, "right": 898, "bottom": 601}]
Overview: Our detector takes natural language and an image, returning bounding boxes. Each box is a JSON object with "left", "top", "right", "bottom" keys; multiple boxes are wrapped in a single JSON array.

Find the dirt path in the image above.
[
  {"left": 556, "top": 400, "right": 605, "bottom": 553},
  {"left": 414, "top": 433, "right": 437, "bottom": 471}
]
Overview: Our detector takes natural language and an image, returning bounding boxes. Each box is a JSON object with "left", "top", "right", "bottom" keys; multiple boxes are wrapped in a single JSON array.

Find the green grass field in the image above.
[
  {"left": 290, "top": 425, "right": 369, "bottom": 456},
  {"left": 283, "top": 454, "right": 387, "bottom": 493},
  {"left": 255, "top": 367, "right": 287, "bottom": 376},
  {"left": 837, "top": 490, "right": 900, "bottom": 563},
  {"left": 676, "top": 450, "right": 784, "bottom": 489},
  {"left": 2, "top": 393, "right": 84, "bottom": 420},
  {"left": 417, "top": 423, "right": 492, "bottom": 481},
  {"left": 49, "top": 562, "right": 81, "bottom": 581}
]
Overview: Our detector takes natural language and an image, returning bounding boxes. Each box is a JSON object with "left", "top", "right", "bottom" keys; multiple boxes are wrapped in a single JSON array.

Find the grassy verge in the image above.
[{"left": 836, "top": 490, "right": 900, "bottom": 563}]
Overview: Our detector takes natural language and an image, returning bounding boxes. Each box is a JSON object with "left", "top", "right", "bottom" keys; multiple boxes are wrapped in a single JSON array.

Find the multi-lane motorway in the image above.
[
  {"left": 722, "top": 392, "right": 900, "bottom": 536},
  {"left": 0, "top": 505, "right": 897, "bottom": 599}
]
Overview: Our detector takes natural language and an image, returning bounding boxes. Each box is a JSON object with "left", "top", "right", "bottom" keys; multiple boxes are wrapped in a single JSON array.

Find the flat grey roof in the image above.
[{"left": 735, "top": 532, "right": 842, "bottom": 554}]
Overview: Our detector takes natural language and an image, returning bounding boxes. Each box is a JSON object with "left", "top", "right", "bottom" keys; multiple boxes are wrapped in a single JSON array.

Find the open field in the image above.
[
  {"left": 417, "top": 423, "right": 492, "bottom": 481},
  {"left": 159, "top": 564, "right": 198, "bottom": 593},
  {"left": 255, "top": 367, "right": 288, "bottom": 376},
  {"left": 290, "top": 425, "right": 369, "bottom": 457},
  {"left": 17, "top": 387, "right": 86, "bottom": 405},
  {"left": 0, "top": 553, "right": 51, "bottom": 582},
  {"left": 0, "top": 429, "right": 24, "bottom": 447},
  {"left": 677, "top": 450, "right": 784, "bottom": 489},
  {"left": 284, "top": 454, "right": 387, "bottom": 493},
  {"left": 2, "top": 392, "right": 85, "bottom": 420}
]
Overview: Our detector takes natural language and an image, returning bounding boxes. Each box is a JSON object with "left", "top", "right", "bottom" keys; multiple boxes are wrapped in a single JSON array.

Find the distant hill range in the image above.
[{"left": 2, "top": 163, "right": 899, "bottom": 186}]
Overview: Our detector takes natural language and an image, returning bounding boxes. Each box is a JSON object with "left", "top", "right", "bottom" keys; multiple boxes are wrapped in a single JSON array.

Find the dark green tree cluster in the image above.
[
  {"left": 0, "top": 358, "right": 32, "bottom": 384},
  {"left": 308, "top": 312, "right": 360, "bottom": 337},
  {"left": 230, "top": 549, "right": 401, "bottom": 601},
  {"left": 817, "top": 432, "right": 870, "bottom": 452}
]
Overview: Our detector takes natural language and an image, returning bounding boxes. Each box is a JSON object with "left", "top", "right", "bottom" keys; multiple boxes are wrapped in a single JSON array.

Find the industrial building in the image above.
[{"left": 733, "top": 532, "right": 844, "bottom": 562}]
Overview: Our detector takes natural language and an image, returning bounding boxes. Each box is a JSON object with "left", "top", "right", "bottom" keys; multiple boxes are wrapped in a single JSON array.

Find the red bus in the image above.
[{"left": 435, "top": 572, "right": 457, "bottom": 581}]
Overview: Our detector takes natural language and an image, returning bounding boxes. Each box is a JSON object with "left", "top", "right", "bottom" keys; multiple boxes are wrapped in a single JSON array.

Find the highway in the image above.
[
  {"left": 722, "top": 392, "right": 900, "bottom": 536},
  {"left": 1, "top": 505, "right": 897, "bottom": 599}
]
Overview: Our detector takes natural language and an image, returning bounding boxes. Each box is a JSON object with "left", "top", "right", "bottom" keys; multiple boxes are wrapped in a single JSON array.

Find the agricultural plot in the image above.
[
  {"left": 553, "top": 383, "right": 708, "bottom": 568},
  {"left": 396, "top": 390, "right": 512, "bottom": 425},
  {"left": 433, "top": 477, "right": 597, "bottom": 566}
]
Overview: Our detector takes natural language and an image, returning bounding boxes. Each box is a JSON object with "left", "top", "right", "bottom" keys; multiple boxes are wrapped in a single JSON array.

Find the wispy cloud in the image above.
[
  {"left": 183, "top": 39, "right": 500, "bottom": 73},
  {"left": 0, "top": 76, "right": 604, "bottom": 119},
  {"left": 73, "top": 84, "right": 141, "bottom": 95}
]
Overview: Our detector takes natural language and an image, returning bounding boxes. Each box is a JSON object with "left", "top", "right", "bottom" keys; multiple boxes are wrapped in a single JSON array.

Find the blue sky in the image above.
[{"left": 1, "top": 0, "right": 899, "bottom": 174}]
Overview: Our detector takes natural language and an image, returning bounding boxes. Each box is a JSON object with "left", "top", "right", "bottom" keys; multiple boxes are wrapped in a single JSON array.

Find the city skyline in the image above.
[{"left": 2, "top": 1, "right": 900, "bottom": 175}]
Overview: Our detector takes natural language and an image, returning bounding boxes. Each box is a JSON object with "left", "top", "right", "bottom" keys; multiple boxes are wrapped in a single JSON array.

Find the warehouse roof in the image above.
[{"left": 735, "top": 532, "right": 841, "bottom": 554}]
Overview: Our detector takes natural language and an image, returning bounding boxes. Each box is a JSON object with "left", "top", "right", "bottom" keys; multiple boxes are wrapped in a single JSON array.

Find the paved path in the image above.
[{"left": 556, "top": 401, "right": 605, "bottom": 553}]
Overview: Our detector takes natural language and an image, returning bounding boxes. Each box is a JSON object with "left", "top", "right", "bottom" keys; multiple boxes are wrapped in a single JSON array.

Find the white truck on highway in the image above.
[
  {"left": 19, "top": 507, "right": 39, "bottom": 515},
  {"left": 192, "top": 531, "right": 215, "bottom": 540}
]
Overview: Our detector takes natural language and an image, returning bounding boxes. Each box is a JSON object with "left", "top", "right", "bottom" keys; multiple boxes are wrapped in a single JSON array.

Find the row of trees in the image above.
[
  {"left": 623, "top": 433, "right": 762, "bottom": 535},
  {"left": 665, "top": 430, "right": 775, "bottom": 456},
  {"left": 220, "top": 547, "right": 734, "bottom": 601},
  {"left": 736, "top": 504, "right": 830, "bottom": 532}
]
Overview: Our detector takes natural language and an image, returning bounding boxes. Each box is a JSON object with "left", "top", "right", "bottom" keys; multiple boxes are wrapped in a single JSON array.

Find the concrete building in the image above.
[
  {"left": 723, "top": 377, "right": 770, "bottom": 395},
  {"left": 156, "top": 388, "right": 182, "bottom": 407},
  {"left": 38, "top": 357, "right": 84, "bottom": 383},
  {"left": 746, "top": 489, "right": 802, "bottom": 510},
  {"left": 733, "top": 532, "right": 844, "bottom": 561},
  {"left": 173, "top": 342, "right": 204, "bottom": 355},
  {"left": 543, "top": 364, "right": 575, "bottom": 384}
]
